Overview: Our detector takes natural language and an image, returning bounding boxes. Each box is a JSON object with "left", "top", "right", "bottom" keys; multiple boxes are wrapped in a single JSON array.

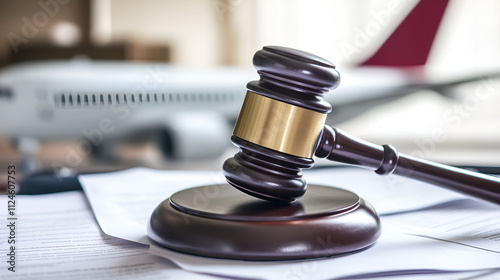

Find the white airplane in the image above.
[
  {"left": 1, "top": 0, "right": 498, "bottom": 166},
  {"left": 0, "top": 60, "right": 257, "bottom": 161}
]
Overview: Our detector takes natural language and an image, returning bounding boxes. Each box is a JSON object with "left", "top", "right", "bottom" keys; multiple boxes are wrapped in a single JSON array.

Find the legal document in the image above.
[
  {"left": 79, "top": 167, "right": 500, "bottom": 279},
  {"left": 305, "top": 167, "right": 467, "bottom": 214},
  {"left": 0, "top": 191, "right": 224, "bottom": 280},
  {"left": 383, "top": 199, "right": 500, "bottom": 253}
]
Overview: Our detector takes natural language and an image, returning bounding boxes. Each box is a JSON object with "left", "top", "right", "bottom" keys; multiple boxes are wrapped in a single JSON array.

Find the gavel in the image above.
[
  {"left": 148, "top": 46, "right": 500, "bottom": 261},
  {"left": 222, "top": 46, "right": 500, "bottom": 205}
]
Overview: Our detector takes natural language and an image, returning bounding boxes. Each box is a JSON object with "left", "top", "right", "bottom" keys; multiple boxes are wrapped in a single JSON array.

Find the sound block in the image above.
[{"left": 148, "top": 184, "right": 381, "bottom": 261}]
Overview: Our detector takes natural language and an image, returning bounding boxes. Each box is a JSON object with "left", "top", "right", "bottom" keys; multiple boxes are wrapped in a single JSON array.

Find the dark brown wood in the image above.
[
  {"left": 247, "top": 46, "right": 338, "bottom": 113},
  {"left": 149, "top": 46, "right": 382, "bottom": 262},
  {"left": 315, "top": 126, "right": 500, "bottom": 205},
  {"left": 223, "top": 46, "right": 341, "bottom": 203},
  {"left": 148, "top": 184, "right": 381, "bottom": 260},
  {"left": 223, "top": 46, "right": 500, "bottom": 205},
  {"left": 223, "top": 135, "right": 313, "bottom": 203}
]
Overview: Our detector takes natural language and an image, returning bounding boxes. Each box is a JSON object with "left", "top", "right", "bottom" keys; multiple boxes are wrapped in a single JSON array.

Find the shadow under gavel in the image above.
[{"left": 223, "top": 46, "right": 500, "bottom": 205}]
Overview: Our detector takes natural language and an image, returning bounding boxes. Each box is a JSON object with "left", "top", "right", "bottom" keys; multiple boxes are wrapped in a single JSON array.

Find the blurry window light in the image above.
[{"left": 50, "top": 21, "right": 82, "bottom": 47}]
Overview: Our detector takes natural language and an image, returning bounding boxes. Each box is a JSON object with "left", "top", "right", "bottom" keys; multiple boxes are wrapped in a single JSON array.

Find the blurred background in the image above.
[
  {"left": 2, "top": 0, "right": 500, "bottom": 68},
  {"left": 1, "top": 0, "right": 500, "bottom": 191}
]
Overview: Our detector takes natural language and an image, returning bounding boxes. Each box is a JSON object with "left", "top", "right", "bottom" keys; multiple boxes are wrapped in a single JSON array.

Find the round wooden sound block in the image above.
[{"left": 148, "top": 184, "right": 381, "bottom": 261}]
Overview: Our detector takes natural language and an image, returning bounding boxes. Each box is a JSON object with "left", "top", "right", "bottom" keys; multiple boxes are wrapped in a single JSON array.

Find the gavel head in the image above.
[{"left": 222, "top": 46, "right": 340, "bottom": 203}]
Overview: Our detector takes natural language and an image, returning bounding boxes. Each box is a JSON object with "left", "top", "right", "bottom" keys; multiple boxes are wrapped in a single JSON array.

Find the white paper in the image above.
[
  {"left": 79, "top": 168, "right": 225, "bottom": 244},
  {"left": 148, "top": 224, "right": 500, "bottom": 280},
  {"left": 79, "top": 167, "right": 466, "bottom": 245},
  {"left": 383, "top": 199, "right": 500, "bottom": 253},
  {"left": 0, "top": 191, "right": 224, "bottom": 280},
  {"left": 78, "top": 167, "right": 500, "bottom": 279},
  {"left": 304, "top": 167, "right": 466, "bottom": 215},
  {"left": 79, "top": 167, "right": 467, "bottom": 246},
  {"left": 5, "top": 254, "right": 219, "bottom": 280}
]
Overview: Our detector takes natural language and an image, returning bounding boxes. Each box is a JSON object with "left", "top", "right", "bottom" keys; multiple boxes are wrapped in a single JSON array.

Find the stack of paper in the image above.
[
  {"left": 0, "top": 191, "right": 221, "bottom": 279},
  {"left": 78, "top": 167, "right": 500, "bottom": 279}
]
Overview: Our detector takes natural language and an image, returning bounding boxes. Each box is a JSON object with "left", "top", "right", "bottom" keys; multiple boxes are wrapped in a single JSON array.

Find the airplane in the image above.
[
  {"left": 0, "top": 60, "right": 257, "bottom": 162},
  {"left": 1, "top": 0, "right": 498, "bottom": 173}
]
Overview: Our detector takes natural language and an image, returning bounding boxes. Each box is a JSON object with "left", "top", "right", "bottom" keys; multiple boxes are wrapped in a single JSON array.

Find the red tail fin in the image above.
[{"left": 361, "top": 0, "right": 449, "bottom": 67}]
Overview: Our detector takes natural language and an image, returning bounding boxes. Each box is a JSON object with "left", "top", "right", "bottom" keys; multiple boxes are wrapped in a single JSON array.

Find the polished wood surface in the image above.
[
  {"left": 315, "top": 126, "right": 500, "bottom": 205},
  {"left": 148, "top": 184, "right": 381, "bottom": 260},
  {"left": 223, "top": 46, "right": 340, "bottom": 202},
  {"left": 224, "top": 46, "right": 500, "bottom": 205},
  {"left": 151, "top": 45, "right": 499, "bottom": 261}
]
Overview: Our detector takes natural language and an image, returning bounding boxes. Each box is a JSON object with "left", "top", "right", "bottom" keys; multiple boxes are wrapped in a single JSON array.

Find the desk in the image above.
[{"left": 78, "top": 167, "right": 500, "bottom": 279}]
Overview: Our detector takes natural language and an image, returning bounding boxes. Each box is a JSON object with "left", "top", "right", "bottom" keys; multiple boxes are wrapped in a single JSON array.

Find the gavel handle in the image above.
[{"left": 315, "top": 126, "right": 500, "bottom": 205}]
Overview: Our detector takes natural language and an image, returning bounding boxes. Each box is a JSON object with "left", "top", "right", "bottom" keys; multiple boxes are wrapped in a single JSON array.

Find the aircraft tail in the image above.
[{"left": 361, "top": 0, "right": 449, "bottom": 67}]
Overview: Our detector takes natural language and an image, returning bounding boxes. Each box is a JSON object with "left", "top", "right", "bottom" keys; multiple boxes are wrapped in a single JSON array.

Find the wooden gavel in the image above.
[{"left": 222, "top": 46, "right": 500, "bottom": 204}]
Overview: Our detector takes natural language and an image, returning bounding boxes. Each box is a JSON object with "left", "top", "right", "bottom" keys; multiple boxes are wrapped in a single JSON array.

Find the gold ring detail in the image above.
[{"left": 233, "top": 91, "right": 326, "bottom": 158}]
